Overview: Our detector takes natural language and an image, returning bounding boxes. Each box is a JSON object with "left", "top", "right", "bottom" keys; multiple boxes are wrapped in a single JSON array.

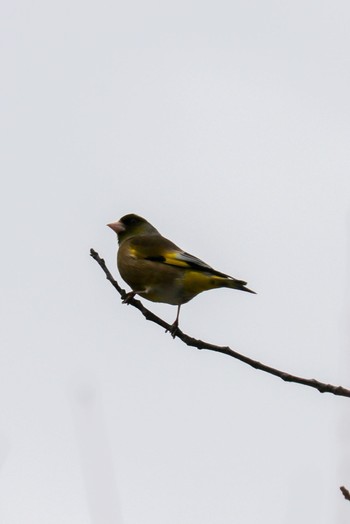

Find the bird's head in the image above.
[{"left": 107, "top": 214, "right": 159, "bottom": 243}]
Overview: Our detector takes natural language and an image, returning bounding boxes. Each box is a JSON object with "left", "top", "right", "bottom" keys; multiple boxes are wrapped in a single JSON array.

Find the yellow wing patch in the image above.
[
  {"left": 162, "top": 252, "right": 193, "bottom": 268},
  {"left": 129, "top": 246, "right": 189, "bottom": 266}
]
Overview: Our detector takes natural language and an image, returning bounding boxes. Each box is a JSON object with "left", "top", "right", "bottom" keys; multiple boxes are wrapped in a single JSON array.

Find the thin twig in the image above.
[
  {"left": 340, "top": 486, "right": 350, "bottom": 501},
  {"left": 90, "top": 248, "right": 350, "bottom": 399}
]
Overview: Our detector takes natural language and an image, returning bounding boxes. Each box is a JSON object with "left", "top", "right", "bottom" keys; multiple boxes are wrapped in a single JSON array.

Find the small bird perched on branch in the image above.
[{"left": 107, "top": 214, "right": 255, "bottom": 335}]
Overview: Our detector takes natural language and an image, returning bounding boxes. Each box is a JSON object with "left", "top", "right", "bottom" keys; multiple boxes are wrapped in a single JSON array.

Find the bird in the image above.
[{"left": 107, "top": 214, "right": 255, "bottom": 336}]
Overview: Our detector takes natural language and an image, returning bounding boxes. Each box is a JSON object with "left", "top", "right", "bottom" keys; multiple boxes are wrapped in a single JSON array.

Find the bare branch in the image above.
[
  {"left": 90, "top": 249, "right": 350, "bottom": 399},
  {"left": 340, "top": 486, "right": 350, "bottom": 501}
]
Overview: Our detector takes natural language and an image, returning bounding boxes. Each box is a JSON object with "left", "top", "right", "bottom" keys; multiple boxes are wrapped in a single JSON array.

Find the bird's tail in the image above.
[{"left": 221, "top": 277, "right": 256, "bottom": 294}]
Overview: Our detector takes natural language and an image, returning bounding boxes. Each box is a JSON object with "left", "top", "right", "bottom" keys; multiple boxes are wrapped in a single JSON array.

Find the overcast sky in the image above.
[{"left": 1, "top": 0, "right": 350, "bottom": 522}]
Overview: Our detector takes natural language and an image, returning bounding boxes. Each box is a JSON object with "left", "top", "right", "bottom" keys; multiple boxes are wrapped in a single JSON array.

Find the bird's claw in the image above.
[{"left": 166, "top": 321, "right": 179, "bottom": 338}]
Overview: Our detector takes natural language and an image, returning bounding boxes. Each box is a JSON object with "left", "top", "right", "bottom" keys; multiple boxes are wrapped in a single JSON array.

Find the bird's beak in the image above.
[{"left": 107, "top": 221, "right": 125, "bottom": 234}]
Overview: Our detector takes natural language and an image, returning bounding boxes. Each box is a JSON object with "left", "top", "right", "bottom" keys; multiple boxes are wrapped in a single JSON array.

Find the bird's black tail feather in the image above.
[{"left": 225, "top": 278, "right": 256, "bottom": 294}]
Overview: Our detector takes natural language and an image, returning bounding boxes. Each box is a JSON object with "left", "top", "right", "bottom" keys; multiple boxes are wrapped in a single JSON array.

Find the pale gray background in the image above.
[{"left": 1, "top": 0, "right": 350, "bottom": 522}]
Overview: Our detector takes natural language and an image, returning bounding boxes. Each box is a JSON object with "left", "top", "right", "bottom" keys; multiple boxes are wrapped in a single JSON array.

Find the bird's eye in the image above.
[{"left": 122, "top": 215, "right": 139, "bottom": 226}]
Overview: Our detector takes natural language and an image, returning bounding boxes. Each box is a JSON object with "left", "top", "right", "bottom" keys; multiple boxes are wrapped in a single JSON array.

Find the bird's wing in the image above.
[{"left": 129, "top": 235, "right": 233, "bottom": 278}]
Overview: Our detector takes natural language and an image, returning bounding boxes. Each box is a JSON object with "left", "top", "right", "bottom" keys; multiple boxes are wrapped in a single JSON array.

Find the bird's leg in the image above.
[
  {"left": 122, "top": 291, "right": 136, "bottom": 304},
  {"left": 167, "top": 305, "right": 181, "bottom": 338},
  {"left": 122, "top": 289, "right": 147, "bottom": 304}
]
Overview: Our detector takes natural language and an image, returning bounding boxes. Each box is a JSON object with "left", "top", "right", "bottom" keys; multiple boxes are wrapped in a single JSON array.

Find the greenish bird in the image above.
[{"left": 108, "top": 214, "right": 255, "bottom": 335}]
